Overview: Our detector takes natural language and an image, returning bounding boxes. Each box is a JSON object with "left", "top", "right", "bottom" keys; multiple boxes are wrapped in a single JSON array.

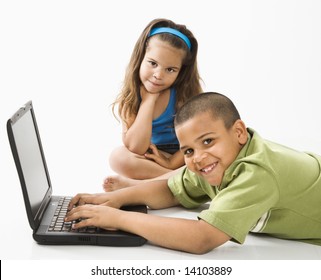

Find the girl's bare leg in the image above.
[
  {"left": 109, "top": 146, "right": 172, "bottom": 179},
  {"left": 104, "top": 146, "right": 183, "bottom": 191},
  {"left": 103, "top": 168, "right": 183, "bottom": 192}
]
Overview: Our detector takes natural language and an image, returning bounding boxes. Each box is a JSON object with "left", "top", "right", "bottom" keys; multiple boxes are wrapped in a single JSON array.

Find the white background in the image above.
[
  {"left": 1, "top": 0, "right": 321, "bottom": 275},
  {"left": 1, "top": 0, "right": 321, "bottom": 195}
]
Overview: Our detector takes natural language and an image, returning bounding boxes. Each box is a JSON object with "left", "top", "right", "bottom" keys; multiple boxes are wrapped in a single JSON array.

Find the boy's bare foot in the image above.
[{"left": 103, "top": 175, "right": 138, "bottom": 192}]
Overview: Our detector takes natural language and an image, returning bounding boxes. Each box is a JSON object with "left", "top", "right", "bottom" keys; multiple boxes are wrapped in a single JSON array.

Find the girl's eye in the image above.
[
  {"left": 203, "top": 138, "right": 212, "bottom": 145},
  {"left": 167, "top": 68, "right": 175, "bottom": 73},
  {"left": 148, "top": 61, "right": 157, "bottom": 67}
]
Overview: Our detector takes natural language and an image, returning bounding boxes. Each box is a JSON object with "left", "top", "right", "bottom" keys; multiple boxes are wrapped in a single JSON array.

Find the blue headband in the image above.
[{"left": 148, "top": 27, "right": 192, "bottom": 50}]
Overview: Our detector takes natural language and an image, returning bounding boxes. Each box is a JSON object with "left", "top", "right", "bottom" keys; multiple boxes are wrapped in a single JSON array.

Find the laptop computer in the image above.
[{"left": 7, "top": 100, "right": 147, "bottom": 246}]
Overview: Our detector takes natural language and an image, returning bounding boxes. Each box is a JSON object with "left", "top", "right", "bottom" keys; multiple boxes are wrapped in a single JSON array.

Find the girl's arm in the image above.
[
  {"left": 166, "top": 151, "right": 185, "bottom": 169},
  {"left": 145, "top": 146, "right": 185, "bottom": 170},
  {"left": 122, "top": 91, "right": 160, "bottom": 155}
]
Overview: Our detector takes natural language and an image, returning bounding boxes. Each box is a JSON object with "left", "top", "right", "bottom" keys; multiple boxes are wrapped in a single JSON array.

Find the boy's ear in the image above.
[{"left": 233, "top": 120, "right": 248, "bottom": 145}]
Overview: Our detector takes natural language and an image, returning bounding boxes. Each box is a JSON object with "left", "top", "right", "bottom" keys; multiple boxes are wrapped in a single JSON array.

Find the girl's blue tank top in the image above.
[{"left": 151, "top": 88, "right": 179, "bottom": 146}]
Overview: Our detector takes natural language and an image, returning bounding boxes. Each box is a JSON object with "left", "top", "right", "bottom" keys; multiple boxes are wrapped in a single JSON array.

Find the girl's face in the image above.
[
  {"left": 139, "top": 36, "right": 186, "bottom": 93},
  {"left": 176, "top": 112, "right": 248, "bottom": 186}
]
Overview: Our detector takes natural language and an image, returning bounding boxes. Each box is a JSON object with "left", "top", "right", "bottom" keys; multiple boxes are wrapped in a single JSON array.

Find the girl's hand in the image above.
[
  {"left": 68, "top": 192, "right": 121, "bottom": 211},
  {"left": 144, "top": 144, "right": 172, "bottom": 169},
  {"left": 65, "top": 204, "right": 120, "bottom": 231},
  {"left": 140, "top": 85, "right": 160, "bottom": 102}
]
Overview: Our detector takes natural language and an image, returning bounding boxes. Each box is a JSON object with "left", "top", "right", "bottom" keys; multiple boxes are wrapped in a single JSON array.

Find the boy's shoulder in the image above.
[{"left": 229, "top": 127, "right": 321, "bottom": 185}]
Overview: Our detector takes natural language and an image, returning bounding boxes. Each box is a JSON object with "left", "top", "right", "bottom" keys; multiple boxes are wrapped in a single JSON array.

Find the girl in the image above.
[{"left": 104, "top": 18, "right": 203, "bottom": 191}]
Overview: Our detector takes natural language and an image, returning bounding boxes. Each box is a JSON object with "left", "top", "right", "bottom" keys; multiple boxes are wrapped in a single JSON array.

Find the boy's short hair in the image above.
[{"left": 174, "top": 92, "right": 241, "bottom": 129}]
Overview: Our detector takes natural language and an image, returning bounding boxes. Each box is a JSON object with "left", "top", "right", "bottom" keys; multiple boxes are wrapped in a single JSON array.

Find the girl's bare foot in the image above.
[{"left": 103, "top": 175, "right": 138, "bottom": 192}]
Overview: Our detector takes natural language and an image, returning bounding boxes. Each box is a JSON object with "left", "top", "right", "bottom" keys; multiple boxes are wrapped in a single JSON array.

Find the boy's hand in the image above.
[
  {"left": 65, "top": 204, "right": 120, "bottom": 231},
  {"left": 68, "top": 192, "right": 121, "bottom": 211}
]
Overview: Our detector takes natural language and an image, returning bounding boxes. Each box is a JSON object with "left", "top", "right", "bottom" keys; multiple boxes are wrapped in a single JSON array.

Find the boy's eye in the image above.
[{"left": 184, "top": 148, "right": 193, "bottom": 156}]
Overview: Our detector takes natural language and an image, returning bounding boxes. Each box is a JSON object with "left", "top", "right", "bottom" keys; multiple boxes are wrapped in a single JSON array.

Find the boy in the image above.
[{"left": 65, "top": 92, "right": 321, "bottom": 254}]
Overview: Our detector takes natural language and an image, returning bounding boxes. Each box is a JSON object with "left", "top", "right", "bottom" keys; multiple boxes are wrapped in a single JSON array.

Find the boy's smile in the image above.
[{"left": 176, "top": 112, "right": 248, "bottom": 186}]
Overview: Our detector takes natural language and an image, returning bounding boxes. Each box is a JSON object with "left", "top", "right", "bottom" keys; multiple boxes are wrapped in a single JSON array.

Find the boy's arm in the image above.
[
  {"left": 66, "top": 180, "right": 231, "bottom": 254},
  {"left": 68, "top": 180, "right": 179, "bottom": 210},
  {"left": 127, "top": 179, "right": 230, "bottom": 253},
  {"left": 66, "top": 203, "right": 230, "bottom": 254},
  {"left": 116, "top": 210, "right": 231, "bottom": 254},
  {"left": 117, "top": 179, "right": 180, "bottom": 209}
]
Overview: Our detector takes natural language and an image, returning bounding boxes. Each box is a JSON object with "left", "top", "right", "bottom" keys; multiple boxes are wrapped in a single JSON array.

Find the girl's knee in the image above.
[{"left": 108, "top": 146, "right": 139, "bottom": 176}]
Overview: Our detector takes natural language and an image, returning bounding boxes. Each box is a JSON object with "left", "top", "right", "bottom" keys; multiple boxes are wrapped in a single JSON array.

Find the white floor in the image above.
[{"left": 1, "top": 170, "right": 321, "bottom": 261}]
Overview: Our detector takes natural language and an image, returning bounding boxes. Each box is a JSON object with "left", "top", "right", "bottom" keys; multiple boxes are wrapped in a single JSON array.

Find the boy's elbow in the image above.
[
  {"left": 189, "top": 221, "right": 230, "bottom": 255},
  {"left": 189, "top": 238, "right": 220, "bottom": 255}
]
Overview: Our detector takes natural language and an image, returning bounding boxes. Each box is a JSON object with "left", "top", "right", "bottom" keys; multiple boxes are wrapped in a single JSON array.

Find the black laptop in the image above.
[{"left": 7, "top": 101, "right": 147, "bottom": 246}]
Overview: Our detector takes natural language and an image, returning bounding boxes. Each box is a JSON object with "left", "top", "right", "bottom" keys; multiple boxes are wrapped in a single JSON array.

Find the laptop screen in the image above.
[{"left": 8, "top": 103, "right": 51, "bottom": 223}]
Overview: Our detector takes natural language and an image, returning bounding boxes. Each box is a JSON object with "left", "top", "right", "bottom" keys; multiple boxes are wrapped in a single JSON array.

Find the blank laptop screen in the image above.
[{"left": 11, "top": 109, "right": 50, "bottom": 218}]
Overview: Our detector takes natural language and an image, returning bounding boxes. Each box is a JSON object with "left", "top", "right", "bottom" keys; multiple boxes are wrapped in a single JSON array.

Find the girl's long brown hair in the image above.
[{"left": 112, "top": 18, "right": 203, "bottom": 125}]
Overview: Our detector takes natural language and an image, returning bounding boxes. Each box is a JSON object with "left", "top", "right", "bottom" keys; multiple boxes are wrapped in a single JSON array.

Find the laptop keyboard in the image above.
[{"left": 48, "top": 196, "right": 99, "bottom": 233}]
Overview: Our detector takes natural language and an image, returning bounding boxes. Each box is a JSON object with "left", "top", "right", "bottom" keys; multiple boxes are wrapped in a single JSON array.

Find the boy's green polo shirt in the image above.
[{"left": 168, "top": 128, "right": 321, "bottom": 245}]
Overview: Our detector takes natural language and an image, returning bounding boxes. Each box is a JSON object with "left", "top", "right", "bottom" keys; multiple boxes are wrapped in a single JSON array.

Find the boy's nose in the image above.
[{"left": 193, "top": 151, "right": 207, "bottom": 164}]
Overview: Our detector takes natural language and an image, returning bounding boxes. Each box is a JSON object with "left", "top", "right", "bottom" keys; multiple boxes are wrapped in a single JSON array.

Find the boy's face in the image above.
[{"left": 176, "top": 112, "right": 248, "bottom": 186}]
